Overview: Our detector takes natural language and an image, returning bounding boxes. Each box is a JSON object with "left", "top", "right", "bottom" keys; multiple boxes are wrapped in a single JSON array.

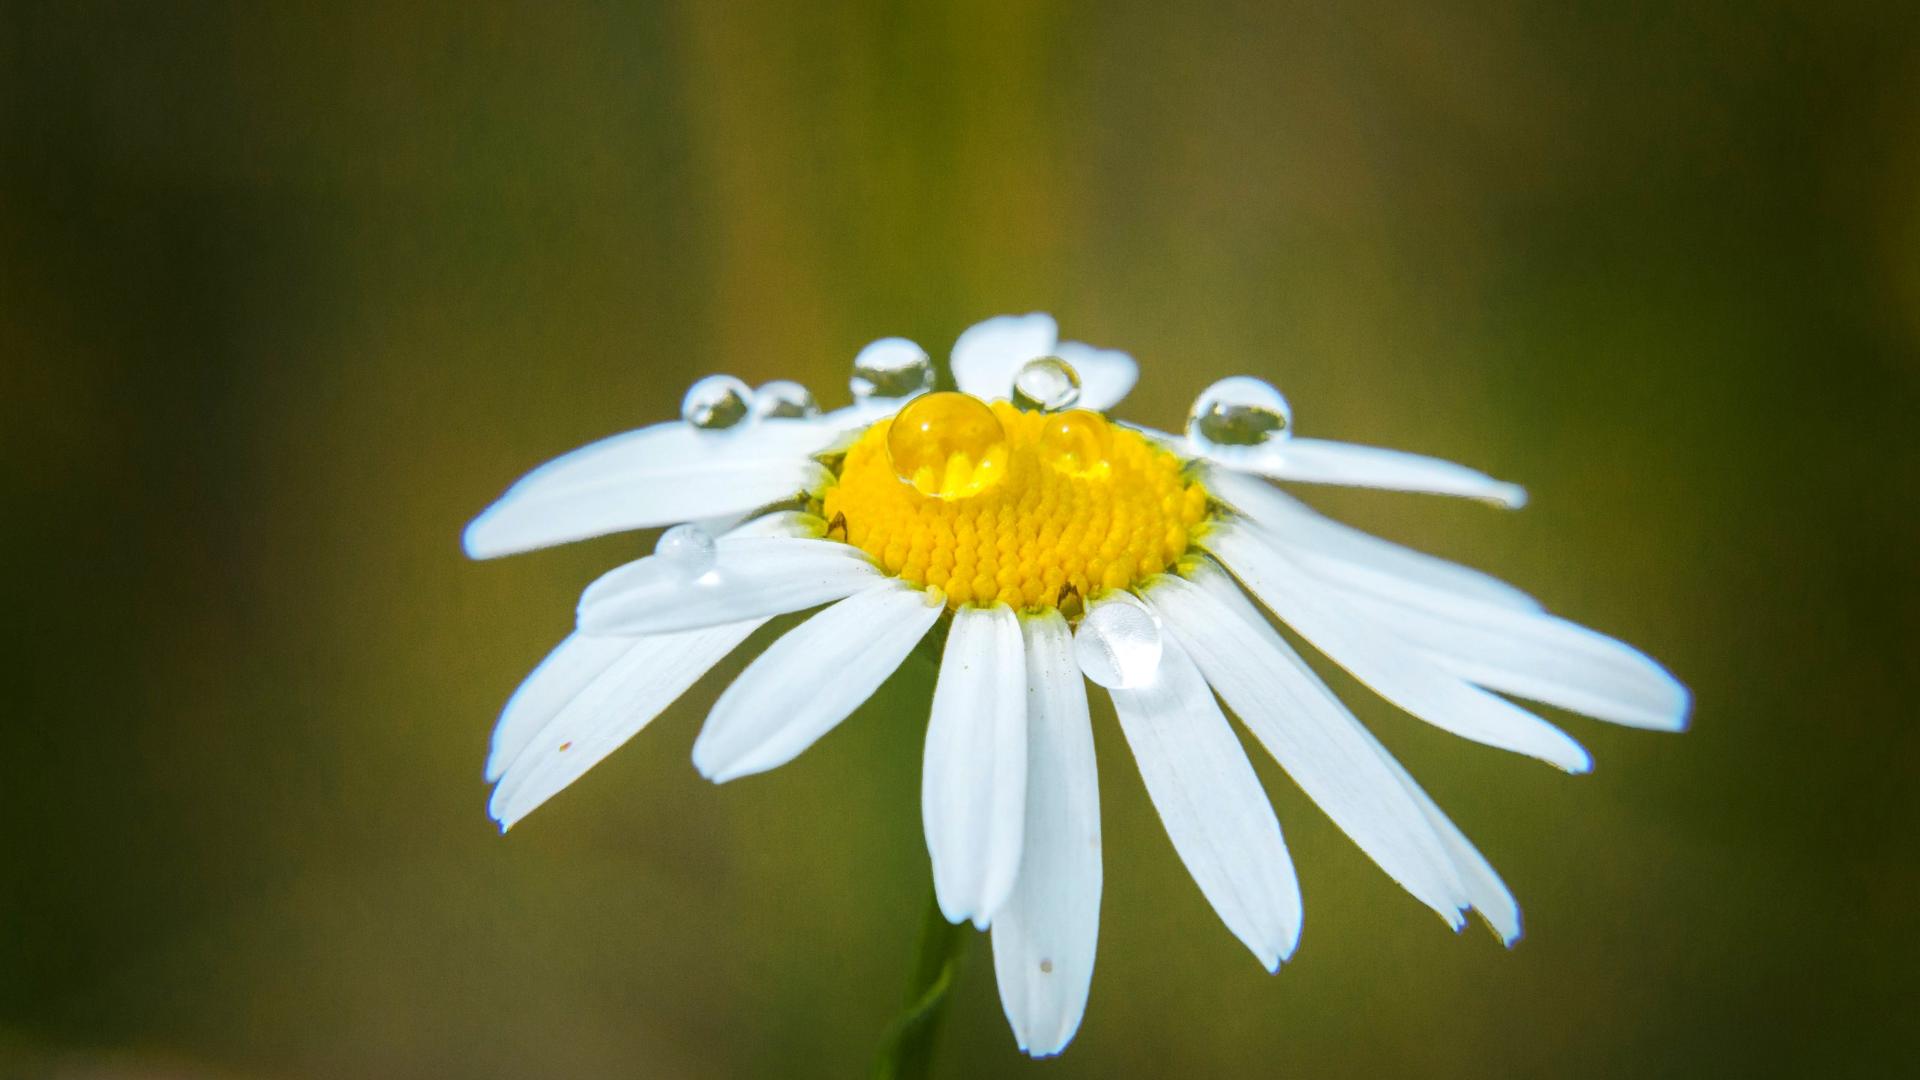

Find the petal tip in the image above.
[{"left": 1493, "top": 483, "right": 1528, "bottom": 510}]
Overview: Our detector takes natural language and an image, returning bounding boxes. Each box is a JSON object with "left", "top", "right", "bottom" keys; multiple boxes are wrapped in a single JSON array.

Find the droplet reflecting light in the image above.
[
  {"left": 1037, "top": 409, "right": 1111, "bottom": 479},
  {"left": 1012, "top": 356, "right": 1082, "bottom": 412},
  {"left": 1186, "top": 376, "right": 1292, "bottom": 453},
  {"left": 655, "top": 523, "right": 717, "bottom": 579},
  {"left": 751, "top": 380, "right": 818, "bottom": 420},
  {"left": 1074, "top": 598, "right": 1163, "bottom": 688},
  {"left": 682, "top": 375, "right": 752, "bottom": 431},
  {"left": 886, "top": 392, "right": 1009, "bottom": 500},
  {"left": 850, "top": 338, "right": 935, "bottom": 403}
]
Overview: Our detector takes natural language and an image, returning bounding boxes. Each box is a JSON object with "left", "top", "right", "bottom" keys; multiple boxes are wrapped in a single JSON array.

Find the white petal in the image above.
[
  {"left": 1052, "top": 341, "right": 1138, "bottom": 412},
  {"left": 1203, "top": 436, "right": 1527, "bottom": 508},
  {"left": 1356, "top": 724, "right": 1523, "bottom": 945},
  {"left": 485, "top": 632, "right": 633, "bottom": 783},
  {"left": 692, "top": 581, "right": 942, "bottom": 782},
  {"left": 1106, "top": 625, "right": 1301, "bottom": 970},
  {"left": 488, "top": 619, "right": 766, "bottom": 829},
  {"left": 1204, "top": 523, "right": 1592, "bottom": 772},
  {"left": 465, "top": 420, "right": 832, "bottom": 557},
  {"left": 1327, "top": 586, "right": 1690, "bottom": 732},
  {"left": 1145, "top": 567, "right": 1470, "bottom": 927},
  {"left": 1205, "top": 467, "right": 1541, "bottom": 611},
  {"left": 950, "top": 313, "right": 1059, "bottom": 401},
  {"left": 991, "top": 611, "right": 1101, "bottom": 1058},
  {"left": 923, "top": 604, "right": 1028, "bottom": 928},
  {"left": 577, "top": 537, "right": 880, "bottom": 635}
]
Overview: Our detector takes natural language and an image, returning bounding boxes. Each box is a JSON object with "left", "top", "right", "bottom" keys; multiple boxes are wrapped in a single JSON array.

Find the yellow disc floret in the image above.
[{"left": 821, "top": 397, "right": 1210, "bottom": 612}]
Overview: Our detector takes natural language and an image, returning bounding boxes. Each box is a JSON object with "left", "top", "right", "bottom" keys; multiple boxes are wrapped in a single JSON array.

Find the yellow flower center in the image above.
[{"left": 819, "top": 394, "right": 1210, "bottom": 612}]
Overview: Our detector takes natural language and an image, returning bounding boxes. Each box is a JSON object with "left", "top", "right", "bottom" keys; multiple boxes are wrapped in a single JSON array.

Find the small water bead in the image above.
[
  {"left": 886, "top": 392, "right": 1010, "bottom": 500},
  {"left": 654, "top": 523, "right": 718, "bottom": 579},
  {"left": 682, "top": 375, "right": 752, "bottom": 431},
  {"left": 1073, "top": 597, "right": 1164, "bottom": 689},
  {"left": 1187, "top": 376, "right": 1292, "bottom": 452},
  {"left": 1037, "top": 409, "right": 1112, "bottom": 479},
  {"left": 1012, "top": 356, "right": 1082, "bottom": 412},
  {"left": 750, "top": 380, "right": 819, "bottom": 420},
  {"left": 850, "top": 337, "right": 936, "bottom": 402}
]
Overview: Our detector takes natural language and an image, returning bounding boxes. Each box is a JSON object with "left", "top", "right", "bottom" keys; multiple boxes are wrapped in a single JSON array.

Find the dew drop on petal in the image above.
[
  {"left": 1186, "top": 376, "right": 1292, "bottom": 452},
  {"left": 750, "top": 379, "right": 819, "bottom": 420},
  {"left": 1037, "top": 409, "right": 1112, "bottom": 479},
  {"left": 682, "top": 375, "right": 752, "bottom": 431},
  {"left": 886, "top": 392, "right": 1009, "bottom": 500},
  {"left": 1074, "top": 598, "right": 1163, "bottom": 689},
  {"left": 1011, "top": 356, "right": 1082, "bottom": 412},
  {"left": 850, "top": 337, "right": 935, "bottom": 403},
  {"left": 655, "top": 523, "right": 717, "bottom": 578}
]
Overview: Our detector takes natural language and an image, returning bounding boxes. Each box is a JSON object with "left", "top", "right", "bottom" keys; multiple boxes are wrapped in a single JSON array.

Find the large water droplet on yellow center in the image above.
[
  {"left": 887, "top": 392, "right": 1009, "bottom": 499},
  {"left": 1037, "top": 409, "right": 1112, "bottom": 478}
]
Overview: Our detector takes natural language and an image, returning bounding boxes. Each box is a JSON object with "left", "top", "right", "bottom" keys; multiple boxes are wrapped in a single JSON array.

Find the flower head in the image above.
[{"left": 466, "top": 313, "right": 1688, "bottom": 1057}]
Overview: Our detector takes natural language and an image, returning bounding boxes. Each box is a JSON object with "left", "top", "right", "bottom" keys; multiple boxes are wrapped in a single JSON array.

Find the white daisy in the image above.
[{"left": 466, "top": 313, "right": 1689, "bottom": 1058}]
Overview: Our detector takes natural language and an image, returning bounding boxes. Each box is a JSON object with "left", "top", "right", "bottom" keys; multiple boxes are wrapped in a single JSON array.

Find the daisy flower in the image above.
[{"left": 465, "top": 313, "right": 1689, "bottom": 1058}]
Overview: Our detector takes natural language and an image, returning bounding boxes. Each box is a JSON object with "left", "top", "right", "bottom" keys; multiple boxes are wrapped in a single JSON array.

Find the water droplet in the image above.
[
  {"left": 655, "top": 523, "right": 717, "bottom": 578},
  {"left": 850, "top": 337, "right": 935, "bottom": 403},
  {"left": 1012, "top": 356, "right": 1081, "bottom": 412},
  {"left": 682, "top": 375, "right": 752, "bottom": 431},
  {"left": 1074, "top": 597, "right": 1163, "bottom": 689},
  {"left": 1187, "top": 376, "right": 1291, "bottom": 452},
  {"left": 1037, "top": 409, "right": 1112, "bottom": 479},
  {"left": 886, "top": 392, "right": 1009, "bottom": 500},
  {"left": 750, "top": 379, "right": 818, "bottom": 420}
]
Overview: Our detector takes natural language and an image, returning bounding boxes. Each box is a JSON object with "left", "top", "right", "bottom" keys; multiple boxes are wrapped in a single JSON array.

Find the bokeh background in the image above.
[{"left": 4, "top": 2, "right": 1917, "bottom": 1077}]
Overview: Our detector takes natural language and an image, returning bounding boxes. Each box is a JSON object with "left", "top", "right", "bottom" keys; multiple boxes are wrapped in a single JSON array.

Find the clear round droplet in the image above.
[
  {"left": 1186, "top": 376, "right": 1292, "bottom": 452},
  {"left": 1012, "top": 356, "right": 1082, "bottom": 412},
  {"left": 682, "top": 375, "right": 752, "bottom": 431},
  {"left": 886, "top": 391, "right": 1009, "bottom": 500},
  {"left": 654, "top": 523, "right": 717, "bottom": 579},
  {"left": 1037, "top": 409, "right": 1112, "bottom": 479},
  {"left": 1074, "top": 598, "right": 1163, "bottom": 689},
  {"left": 750, "top": 379, "right": 819, "bottom": 420},
  {"left": 850, "top": 337, "right": 935, "bottom": 402}
]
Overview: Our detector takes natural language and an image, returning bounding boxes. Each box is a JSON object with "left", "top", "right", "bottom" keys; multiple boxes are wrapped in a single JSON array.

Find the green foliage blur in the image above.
[{"left": 3, "top": 2, "right": 1915, "bottom": 1077}]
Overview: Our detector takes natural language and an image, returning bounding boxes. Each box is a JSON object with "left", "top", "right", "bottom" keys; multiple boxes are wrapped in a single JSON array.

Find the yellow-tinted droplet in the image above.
[
  {"left": 1038, "top": 409, "right": 1112, "bottom": 478},
  {"left": 886, "top": 391, "right": 1009, "bottom": 500}
]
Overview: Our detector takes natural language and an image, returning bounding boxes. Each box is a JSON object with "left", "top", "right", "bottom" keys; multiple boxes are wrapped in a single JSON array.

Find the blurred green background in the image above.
[{"left": 4, "top": 2, "right": 1916, "bottom": 1077}]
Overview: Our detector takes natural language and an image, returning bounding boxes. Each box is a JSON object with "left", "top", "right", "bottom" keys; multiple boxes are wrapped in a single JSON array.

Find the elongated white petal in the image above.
[
  {"left": 1203, "top": 436, "right": 1526, "bottom": 508},
  {"left": 951, "top": 313, "right": 1059, "bottom": 400},
  {"left": 1207, "top": 470, "right": 1687, "bottom": 730},
  {"left": 991, "top": 611, "right": 1101, "bottom": 1058},
  {"left": 1145, "top": 568, "right": 1469, "bottom": 927},
  {"left": 1052, "top": 341, "right": 1138, "bottom": 412},
  {"left": 466, "top": 446, "right": 830, "bottom": 559},
  {"left": 693, "top": 581, "right": 942, "bottom": 782},
  {"left": 924, "top": 605, "right": 1028, "bottom": 928},
  {"left": 1355, "top": 723, "right": 1522, "bottom": 945},
  {"left": 485, "top": 633, "right": 635, "bottom": 782},
  {"left": 578, "top": 537, "right": 880, "bottom": 635},
  {"left": 1205, "top": 467, "right": 1541, "bottom": 611},
  {"left": 1205, "top": 523, "right": 1591, "bottom": 772},
  {"left": 489, "top": 619, "right": 766, "bottom": 829},
  {"left": 1329, "top": 587, "right": 1690, "bottom": 732},
  {"left": 1107, "top": 625, "right": 1301, "bottom": 970}
]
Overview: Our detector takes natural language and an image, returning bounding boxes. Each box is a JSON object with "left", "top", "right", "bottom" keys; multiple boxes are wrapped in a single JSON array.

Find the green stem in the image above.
[{"left": 872, "top": 889, "right": 970, "bottom": 1080}]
